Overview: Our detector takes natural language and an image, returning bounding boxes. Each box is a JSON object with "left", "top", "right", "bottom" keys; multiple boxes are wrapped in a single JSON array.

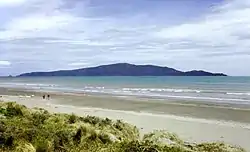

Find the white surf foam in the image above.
[
  {"left": 227, "top": 92, "right": 250, "bottom": 96},
  {"left": 122, "top": 88, "right": 201, "bottom": 93}
]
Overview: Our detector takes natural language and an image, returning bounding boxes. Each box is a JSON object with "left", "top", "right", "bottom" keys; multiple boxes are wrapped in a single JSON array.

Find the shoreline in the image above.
[
  {"left": 1, "top": 87, "right": 250, "bottom": 123},
  {"left": 1, "top": 84, "right": 250, "bottom": 107}
]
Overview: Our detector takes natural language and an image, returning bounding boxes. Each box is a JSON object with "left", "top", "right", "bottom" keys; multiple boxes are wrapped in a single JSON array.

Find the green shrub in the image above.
[
  {"left": 4, "top": 102, "right": 29, "bottom": 117},
  {"left": 15, "top": 142, "right": 36, "bottom": 152},
  {"left": 34, "top": 139, "right": 53, "bottom": 152},
  {"left": 31, "top": 111, "right": 50, "bottom": 126},
  {"left": 68, "top": 113, "right": 78, "bottom": 124},
  {"left": 80, "top": 115, "right": 102, "bottom": 125}
]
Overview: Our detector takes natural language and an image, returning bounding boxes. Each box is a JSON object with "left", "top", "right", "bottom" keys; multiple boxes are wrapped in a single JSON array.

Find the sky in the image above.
[{"left": 0, "top": 0, "right": 250, "bottom": 76}]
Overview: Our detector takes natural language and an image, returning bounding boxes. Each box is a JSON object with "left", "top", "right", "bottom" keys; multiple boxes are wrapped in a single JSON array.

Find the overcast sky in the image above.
[{"left": 0, "top": 0, "right": 250, "bottom": 76}]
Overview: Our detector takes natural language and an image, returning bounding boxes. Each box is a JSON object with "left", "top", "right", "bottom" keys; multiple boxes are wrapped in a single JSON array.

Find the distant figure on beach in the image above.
[
  {"left": 42, "top": 95, "right": 45, "bottom": 99},
  {"left": 47, "top": 94, "right": 50, "bottom": 100}
]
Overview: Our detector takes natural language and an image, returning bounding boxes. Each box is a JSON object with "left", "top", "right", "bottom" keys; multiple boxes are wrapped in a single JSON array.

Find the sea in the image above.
[{"left": 0, "top": 76, "right": 250, "bottom": 105}]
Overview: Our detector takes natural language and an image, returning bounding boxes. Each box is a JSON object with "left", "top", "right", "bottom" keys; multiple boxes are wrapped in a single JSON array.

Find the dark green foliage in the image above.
[
  {"left": 0, "top": 122, "right": 5, "bottom": 132},
  {"left": 196, "top": 143, "right": 245, "bottom": 152},
  {"left": 0, "top": 102, "right": 245, "bottom": 152},
  {"left": 73, "top": 128, "right": 82, "bottom": 143},
  {"left": 0, "top": 108, "right": 6, "bottom": 115},
  {"left": 5, "top": 136, "right": 14, "bottom": 147},
  {"left": 120, "top": 140, "right": 162, "bottom": 152},
  {"left": 98, "top": 133, "right": 111, "bottom": 144},
  {"left": 23, "top": 128, "right": 37, "bottom": 141},
  {"left": 35, "top": 141, "right": 49, "bottom": 152},
  {"left": 5, "top": 102, "right": 27, "bottom": 117},
  {"left": 68, "top": 113, "right": 77, "bottom": 124},
  {"left": 80, "top": 115, "right": 102, "bottom": 125},
  {"left": 114, "top": 120, "right": 124, "bottom": 131},
  {"left": 31, "top": 111, "right": 50, "bottom": 126},
  {"left": 88, "top": 132, "right": 98, "bottom": 141}
]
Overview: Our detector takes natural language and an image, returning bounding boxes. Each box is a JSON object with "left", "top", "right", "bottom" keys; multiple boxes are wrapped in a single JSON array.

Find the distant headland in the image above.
[{"left": 18, "top": 63, "right": 227, "bottom": 77}]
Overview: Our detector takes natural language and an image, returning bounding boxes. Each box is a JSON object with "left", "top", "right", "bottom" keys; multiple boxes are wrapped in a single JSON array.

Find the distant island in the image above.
[{"left": 19, "top": 63, "right": 227, "bottom": 77}]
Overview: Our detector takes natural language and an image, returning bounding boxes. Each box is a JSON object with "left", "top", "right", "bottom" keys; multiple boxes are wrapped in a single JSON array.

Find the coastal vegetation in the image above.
[{"left": 0, "top": 102, "right": 245, "bottom": 152}]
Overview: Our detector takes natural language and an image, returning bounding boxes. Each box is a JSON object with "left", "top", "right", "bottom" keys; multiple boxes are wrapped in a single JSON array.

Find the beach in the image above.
[{"left": 1, "top": 87, "right": 250, "bottom": 151}]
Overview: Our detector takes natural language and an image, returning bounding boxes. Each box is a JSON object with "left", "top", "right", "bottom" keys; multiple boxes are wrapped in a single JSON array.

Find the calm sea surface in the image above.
[{"left": 1, "top": 76, "right": 250, "bottom": 105}]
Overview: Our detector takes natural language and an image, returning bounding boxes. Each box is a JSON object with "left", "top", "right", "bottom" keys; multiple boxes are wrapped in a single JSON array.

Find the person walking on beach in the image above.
[
  {"left": 42, "top": 95, "right": 45, "bottom": 99},
  {"left": 47, "top": 94, "right": 50, "bottom": 100}
]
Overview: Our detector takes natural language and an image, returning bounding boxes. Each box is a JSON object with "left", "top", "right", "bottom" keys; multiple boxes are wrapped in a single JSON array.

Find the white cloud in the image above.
[
  {"left": 68, "top": 62, "right": 90, "bottom": 66},
  {"left": 0, "top": 0, "right": 80, "bottom": 40},
  {"left": 6, "top": 14, "right": 77, "bottom": 32},
  {"left": 0, "top": 61, "right": 11, "bottom": 66},
  {"left": 155, "top": 0, "right": 250, "bottom": 50},
  {"left": 0, "top": 0, "right": 27, "bottom": 7},
  {"left": 0, "top": 0, "right": 250, "bottom": 75}
]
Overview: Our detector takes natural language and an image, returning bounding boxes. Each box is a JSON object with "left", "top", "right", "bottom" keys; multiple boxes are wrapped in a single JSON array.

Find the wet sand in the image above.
[{"left": 1, "top": 87, "right": 250, "bottom": 151}]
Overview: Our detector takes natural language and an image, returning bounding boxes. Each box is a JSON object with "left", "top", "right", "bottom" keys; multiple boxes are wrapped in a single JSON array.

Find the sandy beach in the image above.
[{"left": 1, "top": 87, "right": 250, "bottom": 151}]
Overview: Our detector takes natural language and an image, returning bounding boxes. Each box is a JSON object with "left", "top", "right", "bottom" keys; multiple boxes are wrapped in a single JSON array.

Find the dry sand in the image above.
[{"left": 1, "top": 93, "right": 250, "bottom": 151}]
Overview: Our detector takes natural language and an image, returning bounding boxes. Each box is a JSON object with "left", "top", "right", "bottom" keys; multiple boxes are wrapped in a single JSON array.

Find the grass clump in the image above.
[{"left": 0, "top": 102, "right": 246, "bottom": 152}]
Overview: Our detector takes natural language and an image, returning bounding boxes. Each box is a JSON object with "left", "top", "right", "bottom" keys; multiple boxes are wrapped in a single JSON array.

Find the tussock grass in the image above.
[{"left": 0, "top": 102, "right": 246, "bottom": 152}]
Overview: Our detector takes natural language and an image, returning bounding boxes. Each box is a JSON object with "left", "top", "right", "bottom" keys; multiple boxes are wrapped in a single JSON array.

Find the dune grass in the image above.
[{"left": 0, "top": 102, "right": 246, "bottom": 152}]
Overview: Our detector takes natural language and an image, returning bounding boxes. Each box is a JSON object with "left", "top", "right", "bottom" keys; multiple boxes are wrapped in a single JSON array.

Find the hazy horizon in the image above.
[{"left": 1, "top": 0, "right": 250, "bottom": 76}]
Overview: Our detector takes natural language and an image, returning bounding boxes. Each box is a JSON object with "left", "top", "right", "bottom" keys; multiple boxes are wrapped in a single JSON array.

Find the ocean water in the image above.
[{"left": 0, "top": 76, "right": 250, "bottom": 105}]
